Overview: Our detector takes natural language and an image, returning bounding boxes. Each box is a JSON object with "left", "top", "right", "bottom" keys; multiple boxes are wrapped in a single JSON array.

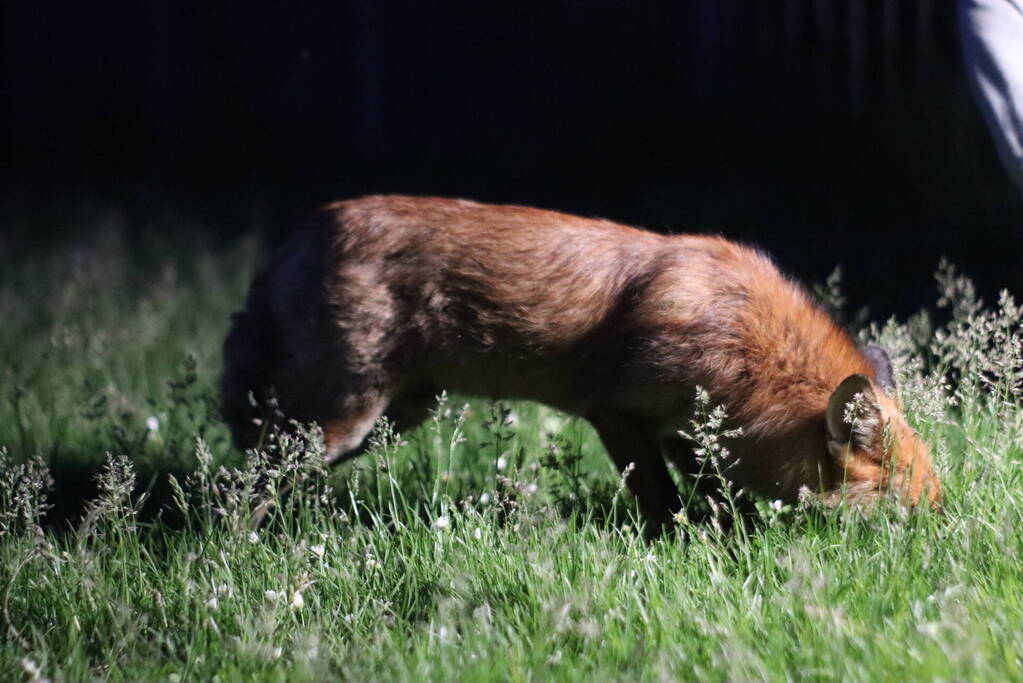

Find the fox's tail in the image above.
[{"left": 220, "top": 269, "right": 276, "bottom": 451}]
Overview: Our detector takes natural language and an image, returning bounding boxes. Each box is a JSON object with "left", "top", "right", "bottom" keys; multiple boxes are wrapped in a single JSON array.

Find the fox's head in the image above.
[{"left": 821, "top": 347, "right": 941, "bottom": 510}]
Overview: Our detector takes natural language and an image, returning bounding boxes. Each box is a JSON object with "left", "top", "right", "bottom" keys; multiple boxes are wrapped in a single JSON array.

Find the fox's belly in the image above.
[{"left": 419, "top": 350, "right": 599, "bottom": 416}]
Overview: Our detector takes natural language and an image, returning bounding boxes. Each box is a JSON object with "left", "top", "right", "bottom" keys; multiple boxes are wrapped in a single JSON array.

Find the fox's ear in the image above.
[
  {"left": 862, "top": 344, "right": 896, "bottom": 393},
  {"left": 826, "top": 374, "right": 881, "bottom": 448}
]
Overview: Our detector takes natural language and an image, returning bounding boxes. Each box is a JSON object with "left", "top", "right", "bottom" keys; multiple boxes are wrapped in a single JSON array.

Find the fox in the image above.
[{"left": 221, "top": 195, "right": 941, "bottom": 533}]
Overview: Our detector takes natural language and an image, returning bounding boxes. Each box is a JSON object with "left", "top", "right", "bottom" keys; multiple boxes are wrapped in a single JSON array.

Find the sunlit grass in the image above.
[{"left": 2, "top": 227, "right": 1022, "bottom": 682}]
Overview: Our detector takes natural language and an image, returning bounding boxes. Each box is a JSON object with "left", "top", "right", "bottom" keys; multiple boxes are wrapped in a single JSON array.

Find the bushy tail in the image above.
[{"left": 221, "top": 271, "right": 275, "bottom": 451}]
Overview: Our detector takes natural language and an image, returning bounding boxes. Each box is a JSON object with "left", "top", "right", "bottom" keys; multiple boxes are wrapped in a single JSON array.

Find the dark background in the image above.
[{"left": 3, "top": 0, "right": 1023, "bottom": 318}]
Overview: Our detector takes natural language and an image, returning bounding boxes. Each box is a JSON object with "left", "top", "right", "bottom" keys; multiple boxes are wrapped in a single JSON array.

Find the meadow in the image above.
[{"left": 2, "top": 223, "right": 1022, "bottom": 683}]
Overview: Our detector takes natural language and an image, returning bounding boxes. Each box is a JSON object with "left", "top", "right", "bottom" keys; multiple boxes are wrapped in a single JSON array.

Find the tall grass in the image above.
[{"left": 2, "top": 225, "right": 1022, "bottom": 682}]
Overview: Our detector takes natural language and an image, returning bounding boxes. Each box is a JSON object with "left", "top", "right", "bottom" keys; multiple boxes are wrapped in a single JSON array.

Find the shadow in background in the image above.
[{"left": 3, "top": 0, "right": 1023, "bottom": 318}]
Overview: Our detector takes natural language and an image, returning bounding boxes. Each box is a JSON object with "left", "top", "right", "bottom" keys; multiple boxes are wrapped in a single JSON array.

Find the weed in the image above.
[{"left": 2, "top": 229, "right": 1022, "bottom": 682}]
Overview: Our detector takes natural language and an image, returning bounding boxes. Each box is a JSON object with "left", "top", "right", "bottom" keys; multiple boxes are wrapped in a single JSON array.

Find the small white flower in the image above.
[
  {"left": 264, "top": 589, "right": 280, "bottom": 602},
  {"left": 524, "top": 482, "right": 538, "bottom": 495},
  {"left": 270, "top": 646, "right": 283, "bottom": 660},
  {"left": 310, "top": 543, "right": 325, "bottom": 559},
  {"left": 146, "top": 416, "right": 160, "bottom": 432},
  {"left": 205, "top": 596, "right": 219, "bottom": 610},
  {"left": 247, "top": 531, "right": 259, "bottom": 544},
  {"left": 505, "top": 411, "right": 519, "bottom": 427},
  {"left": 770, "top": 499, "right": 784, "bottom": 512},
  {"left": 21, "top": 658, "right": 44, "bottom": 680},
  {"left": 797, "top": 486, "right": 815, "bottom": 505},
  {"left": 473, "top": 527, "right": 482, "bottom": 540},
  {"left": 343, "top": 613, "right": 355, "bottom": 623},
  {"left": 577, "top": 618, "right": 600, "bottom": 639},
  {"left": 479, "top": 492, "right": 491, "bottom": 505},
  {"left": 644, "top": 552, "right": 657, "bottom": 563},
  {"left": 434, "top": 515, "right": 450, "bottom": 530},
  {"left": 291, "top": 591, "right": 305, "bottom": 609},
  {"left": 496, "top": 456, "right": 508, "bottom": 471}
]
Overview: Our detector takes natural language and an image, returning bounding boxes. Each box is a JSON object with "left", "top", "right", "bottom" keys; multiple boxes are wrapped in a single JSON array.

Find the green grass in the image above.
[{"left": 2, "top": 228, "right": 1023, "bottom": 682}]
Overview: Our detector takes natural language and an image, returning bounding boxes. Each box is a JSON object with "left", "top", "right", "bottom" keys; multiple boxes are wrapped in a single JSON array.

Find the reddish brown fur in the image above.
[{"left": 222, "top": 195, "right": 940, "bottom": 532}]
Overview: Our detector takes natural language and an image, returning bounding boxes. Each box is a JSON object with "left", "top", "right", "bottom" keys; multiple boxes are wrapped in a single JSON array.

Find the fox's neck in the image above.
[{"left": 720, "top": 275, "right": 869, "bottom": 429}]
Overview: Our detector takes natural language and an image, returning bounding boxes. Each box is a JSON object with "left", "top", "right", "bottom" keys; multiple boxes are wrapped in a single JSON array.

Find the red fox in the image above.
[{"left": 222, "top": 195, "right": 940, "bottom": 532}]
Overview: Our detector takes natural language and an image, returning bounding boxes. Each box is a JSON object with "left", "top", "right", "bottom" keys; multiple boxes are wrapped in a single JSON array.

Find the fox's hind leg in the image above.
[
  {"left": 322, "top": 382, "right": 439, "bottom": 464},
  {"left": 250, "top": 380, "right": 438, "bottom": 524},
  {"left": 588, "top": 410, "right": 682, "bottom": 539},
  {"left": 247, "top": 385, "right": 390, "bottom": 525},
  {"left": 319, "top": 391, "right": 392, "bottom": 463}
]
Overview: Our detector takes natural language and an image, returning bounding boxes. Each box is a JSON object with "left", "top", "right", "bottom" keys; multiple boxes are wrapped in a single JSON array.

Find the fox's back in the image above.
[
  {"left": 329, "top": 195, "right": 761, "bottom": 347},
  {"left": 318, "top": 196, "right": 868, "bottom": 419},
  {"left": 328, "top": 195, "right": 664, "bottom": 350}
]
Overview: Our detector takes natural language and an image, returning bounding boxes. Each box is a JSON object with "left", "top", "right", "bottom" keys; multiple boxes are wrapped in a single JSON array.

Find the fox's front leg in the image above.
[
  {"left": 588, "top": 410, "right": 682, "bottom": 539},
  {"left": 659, "top": 433, "right": 754, "bottom": 530}
]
